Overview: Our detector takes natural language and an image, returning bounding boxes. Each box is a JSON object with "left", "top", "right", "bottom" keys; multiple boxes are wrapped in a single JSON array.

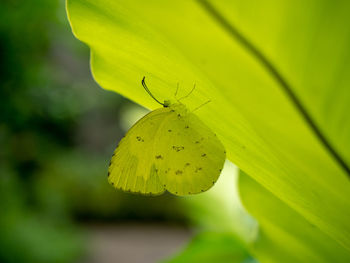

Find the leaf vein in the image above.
[{"left": 197, "top": 0, "right": 350, "bottom": 178}]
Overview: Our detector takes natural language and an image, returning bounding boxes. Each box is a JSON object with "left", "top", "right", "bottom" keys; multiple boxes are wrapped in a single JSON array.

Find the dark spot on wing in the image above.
[
  {"left": 107, "top": 171, "right": 110, "bottom": 177},
  {"left": 201, "top": 153, "right": 206, "bottom": 157},
  {"left": 175, "top": 191, "right": 178, "bottom": 194},
  {"left": 168, "top": 129, "right": 172, "bottom": 132},
  {"left": 185, "top": 163, "right": 190, "bottom": 166},
  {"left": 188, "top": 192, "right": 191, "bottom": 194},
  {"left": 136, "top": 136, "right": 143, "bottom": 142},
  {"left": 185, "top": 125, "right": 189, "bottom": 129},
  {"left": 175, "top": 170, "right": 183, "bottom": 175},
  {"left": 171, "top": 109, "right": 175, "bottom": 112},
  {"left": 172, "top": 146, "right": 185, "bottom": 152},
  {"left": 195, "top": 167, "right": 202, "bottom": 173},
  {"left": 111, "top": 182, "right": 114, "bottom": 185},
  {"left": 195, "top": 141, "right": 199, "bottom": 144},
  {"left": 155, "top": 155, "right": 163, "bottom": 159}
]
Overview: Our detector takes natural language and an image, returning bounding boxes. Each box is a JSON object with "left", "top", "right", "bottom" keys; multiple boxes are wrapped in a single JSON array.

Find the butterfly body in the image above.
[{"left": 108, "top": 101, "right": 226, "bottom": 196}]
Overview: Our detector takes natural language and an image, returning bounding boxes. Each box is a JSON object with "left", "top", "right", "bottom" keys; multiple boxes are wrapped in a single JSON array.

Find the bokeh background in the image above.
[{"left": 0, "top": 1, "right": 255, "bottom": 262}]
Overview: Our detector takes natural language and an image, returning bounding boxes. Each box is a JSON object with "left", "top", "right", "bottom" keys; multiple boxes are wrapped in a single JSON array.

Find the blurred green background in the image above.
[
  {"left": 0, "top": 0, "right": 186, "bottom": 262},
  {"left": 0, "top": 1, "right": 254, "bottom": 262}
]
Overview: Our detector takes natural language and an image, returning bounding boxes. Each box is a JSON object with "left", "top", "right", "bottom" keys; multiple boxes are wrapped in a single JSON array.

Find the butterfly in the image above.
[{"left": 108, "top": 77, "right": 226, "bottom": 196}]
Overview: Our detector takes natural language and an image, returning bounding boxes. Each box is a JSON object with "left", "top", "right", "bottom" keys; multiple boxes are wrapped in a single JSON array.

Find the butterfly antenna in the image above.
[
  {"left": 178, "top": 83, "right": 196, "bottom": 101},
  {"left": 174, "top": 83, "right": 181, "bottom": 103},
  {"left": 142, "top": 77, "right": 165, "bottom": 106},
  {"left": 174, "top": 83, "right": 179, "bottom": 97},
  {"left": 192, "top": 100, "right": 211, "bottom": 112}
]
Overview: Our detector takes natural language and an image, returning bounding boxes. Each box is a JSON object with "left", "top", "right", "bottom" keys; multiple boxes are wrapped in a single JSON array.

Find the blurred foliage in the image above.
[
  {"left": 0, "top": 0, "right": 189, "bottom": 262},
  {"left": 164, "top": 231, "right": 255, "bottom": 263}
]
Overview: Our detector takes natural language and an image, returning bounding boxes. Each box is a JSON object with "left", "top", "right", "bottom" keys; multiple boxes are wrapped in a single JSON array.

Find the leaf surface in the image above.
[{"left": 239, "top": 171, "right": 350, "bottom": 262}]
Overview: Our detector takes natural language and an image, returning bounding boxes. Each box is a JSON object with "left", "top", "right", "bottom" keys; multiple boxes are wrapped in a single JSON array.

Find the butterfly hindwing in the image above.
[{"left": 154, "top": 104, "right": 226, "bottom": 195}]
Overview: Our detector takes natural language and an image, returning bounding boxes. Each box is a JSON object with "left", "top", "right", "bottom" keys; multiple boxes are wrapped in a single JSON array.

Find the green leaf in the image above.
[
  {"left": 239, "top": 171, "right": 350, "bottom": 263},
  {"left": 163, "top": 231, "right": 255, "bottom": 263},
  {"left": 66, "top": 0, "right": 350, "bottom": 261}
]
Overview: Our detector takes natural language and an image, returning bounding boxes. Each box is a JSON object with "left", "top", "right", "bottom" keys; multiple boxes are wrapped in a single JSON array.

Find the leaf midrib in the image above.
[{"left": 196, "top": 0, "right": 350, "bottom": 178}]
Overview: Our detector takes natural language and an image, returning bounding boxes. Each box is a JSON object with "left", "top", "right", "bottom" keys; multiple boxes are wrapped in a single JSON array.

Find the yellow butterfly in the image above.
[{"left": 108, "top": 77, "right": 226, "bottom": 196}]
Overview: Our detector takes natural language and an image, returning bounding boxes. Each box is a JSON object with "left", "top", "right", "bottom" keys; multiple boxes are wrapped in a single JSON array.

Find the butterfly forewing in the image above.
[{"left": 108, "top": 108, "right": 170, "bottom": 195}]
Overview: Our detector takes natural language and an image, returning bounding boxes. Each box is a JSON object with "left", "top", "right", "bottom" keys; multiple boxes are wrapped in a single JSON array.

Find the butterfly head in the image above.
[{"left": 163, "top": 100, "right": 171, "bottom": 107}]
